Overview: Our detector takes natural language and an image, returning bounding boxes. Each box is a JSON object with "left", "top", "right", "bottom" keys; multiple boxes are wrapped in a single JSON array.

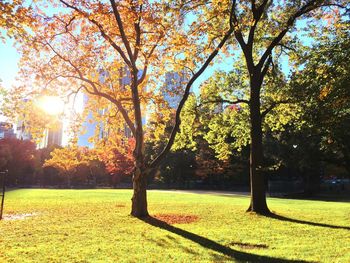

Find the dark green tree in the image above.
[{"left": 291, "top": 21, "right": 350, "bottom": 176}]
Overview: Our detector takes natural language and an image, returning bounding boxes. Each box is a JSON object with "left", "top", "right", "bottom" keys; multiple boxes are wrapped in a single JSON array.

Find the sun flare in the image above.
[{"left": 37, "top": 96, "right": 65, "bottom": 115}]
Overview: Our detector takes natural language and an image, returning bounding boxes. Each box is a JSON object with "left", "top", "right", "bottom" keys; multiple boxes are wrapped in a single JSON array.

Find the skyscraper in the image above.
[
  {"left": 37, "top": 121, "right": 63, "bottom": 148},
  {"left": 0, "top": 122, "right": 15, "bottom": 139}
]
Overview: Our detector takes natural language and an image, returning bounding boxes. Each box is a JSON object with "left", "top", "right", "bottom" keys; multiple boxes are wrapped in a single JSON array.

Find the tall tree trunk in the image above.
[
  {"left": 247, "top": 78, "right": 270, "bottom": 215},
  {"left": 130, "top": 68, "right": 149, "bottom": 218}
]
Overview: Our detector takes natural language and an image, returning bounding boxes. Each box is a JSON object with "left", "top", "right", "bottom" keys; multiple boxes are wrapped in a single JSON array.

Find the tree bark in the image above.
[
  {"left": 131, "top": 167, "right": 148, "bottom": 217},
  {"left": 247, "top": 77, "right": 270, "bottom": 215}
]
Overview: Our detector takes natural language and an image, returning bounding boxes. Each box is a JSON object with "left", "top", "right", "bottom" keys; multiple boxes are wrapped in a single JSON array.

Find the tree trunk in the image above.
[
  {"left": 130, "top": 67, "right": 149, "bottom": 218},
  {"left": 247, "top": 78, "right": 270, "bottom": 215},
  {"left": 131, "top": 167, "right": 148, "bottom": 217}
]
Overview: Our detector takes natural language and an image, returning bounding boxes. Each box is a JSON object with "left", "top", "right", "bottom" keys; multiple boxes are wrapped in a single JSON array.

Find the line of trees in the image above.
[{"left": 0, "top": 137, "right": 246, "bottom": 189}]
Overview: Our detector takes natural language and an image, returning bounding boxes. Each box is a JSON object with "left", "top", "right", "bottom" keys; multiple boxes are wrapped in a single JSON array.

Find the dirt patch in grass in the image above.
[
  {"left": 229, "top": 242, "right": 268, "bottom": 249},
  {"left": 2, "top": 212, "right": 39, "bottom": 221},
  {"left": 153, "top": 214, "right": 199, "bottom": 224},
  {"left": 115, "top": 204, "right": 126, "bottom": 208}
]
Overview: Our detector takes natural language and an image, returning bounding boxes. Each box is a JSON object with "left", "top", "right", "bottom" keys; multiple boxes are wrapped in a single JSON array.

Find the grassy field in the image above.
[{"left": 0, "top": 189, "right": 349, "bottom": 262}]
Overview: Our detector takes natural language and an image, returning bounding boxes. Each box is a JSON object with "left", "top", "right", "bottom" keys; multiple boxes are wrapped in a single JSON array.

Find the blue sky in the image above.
[{"left": 0, "top": 37, "right": 20, "bottom": 90}]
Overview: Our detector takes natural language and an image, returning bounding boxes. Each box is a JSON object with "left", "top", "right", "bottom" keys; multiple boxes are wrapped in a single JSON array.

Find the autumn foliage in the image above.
[
  {"left": 96, "top": 138, "right": 135, "bottom": 185},
  {"left": 0, "top": 138, "right": 37, "bottom": 185}
]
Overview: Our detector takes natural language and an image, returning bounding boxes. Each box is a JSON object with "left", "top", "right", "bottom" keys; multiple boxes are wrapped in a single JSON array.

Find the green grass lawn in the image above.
[{"left": 0, "top": 189, "right": 349, "bottom": 262}]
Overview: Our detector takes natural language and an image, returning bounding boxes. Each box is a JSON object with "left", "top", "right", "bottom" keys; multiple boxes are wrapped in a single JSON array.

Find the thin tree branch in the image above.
[
  {"left": 66, "top": 85, "right": 85, "bottom": 114},
  {"left": 247, "top": 0, "right": 268, "bottom": 50},
  {"left": 110, "top": 0, "right": 135, "bottom": 66},
  {"left": 80, "top": 83, "right": 136, "bottom": 136},
  {"left": 198, "top": 98, "right": 249, "bottom": 108},
  {"left": 49, "top": 15, "right": 77, "bottom": 43},
  {"left": 137, "top": 32, "right": 163, "bottom": 85},
  {"left": 260, "top": 54, "right": 272, "bottom": 83},
  {"left": 277, "top": 43, "right": 298, "bottom": 53},
  {"left": 149, "top": 1, "right": 236, "bottom": 169},
  {"left": 133, "top": 4, "right": 142, "bottom": 60}
]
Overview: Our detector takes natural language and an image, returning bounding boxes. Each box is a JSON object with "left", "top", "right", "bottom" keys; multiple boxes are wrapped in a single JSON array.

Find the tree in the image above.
[
  {"left": 290, "top": 20, "right": 350, "bottom": 177},
  {"left": 198, "top": 0, "right": 349, "bottom": 214},
  {"left": 44, "top": 146, "right": 89, "bottom": 187},
  {"left": 12, "top": 0, "right": 236, "bottom": 217},
  {"left": 0, "top": 138, "right": 37, "bottom": 185}
]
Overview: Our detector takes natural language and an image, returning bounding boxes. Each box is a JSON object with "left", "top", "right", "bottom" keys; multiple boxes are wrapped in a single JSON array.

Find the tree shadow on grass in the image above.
[
  {"left": 140, "top": 216, "right": 311, "bottom": 263},
  {"left": 267, "top": 213, "right": 350, "bottom": 230}
]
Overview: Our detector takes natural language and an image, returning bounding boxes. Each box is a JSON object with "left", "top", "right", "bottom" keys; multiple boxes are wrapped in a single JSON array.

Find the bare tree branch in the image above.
[{"left": 198, "top": 98, "right": 249, "bottom": 108}]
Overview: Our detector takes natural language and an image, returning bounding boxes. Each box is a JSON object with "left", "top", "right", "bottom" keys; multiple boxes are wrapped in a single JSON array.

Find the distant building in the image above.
[
  {"left": 47, "top": 123, "right": 63, "bottom": 146},
  {"left": 163, "top": 71, "right": 188, "bottom": 109},
  {"left": 37, "top": 122, "right": 63, "bottom": 148},
  {"left": 0, "top": 122, "right": 16, "bottom": 139}
]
